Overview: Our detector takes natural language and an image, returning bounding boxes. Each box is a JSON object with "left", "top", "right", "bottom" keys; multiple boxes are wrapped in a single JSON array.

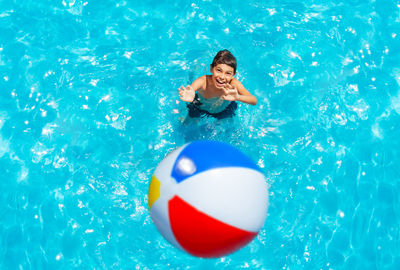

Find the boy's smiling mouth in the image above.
[{"left": 215, "top": 78, "right": 225, "bottom": 87}]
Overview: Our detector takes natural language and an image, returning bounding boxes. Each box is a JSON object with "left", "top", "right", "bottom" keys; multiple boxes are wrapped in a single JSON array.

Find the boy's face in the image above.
[{"left": 210, "top": 64, "right": 235, "bottom": 89}]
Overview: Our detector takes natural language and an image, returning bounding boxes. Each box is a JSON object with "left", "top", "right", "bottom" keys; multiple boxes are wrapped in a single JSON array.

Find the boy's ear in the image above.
[{"left": 210, "top": 64, "right": 213, "bottom": 73}]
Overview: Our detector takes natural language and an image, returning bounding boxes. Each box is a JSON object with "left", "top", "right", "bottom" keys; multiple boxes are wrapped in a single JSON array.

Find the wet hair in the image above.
[{"left": 211, "top": 50, "right": 237, "bottom": 74}]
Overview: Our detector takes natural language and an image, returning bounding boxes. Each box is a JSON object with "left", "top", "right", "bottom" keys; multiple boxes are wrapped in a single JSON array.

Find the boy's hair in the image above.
[{"left": 211, "top": 50, "right": 237, "bottom": 74}]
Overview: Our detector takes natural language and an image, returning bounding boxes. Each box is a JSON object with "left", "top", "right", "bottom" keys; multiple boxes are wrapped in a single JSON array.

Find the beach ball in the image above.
[{"left": 148, "top": 140, "right": 269, "bottom": 258}]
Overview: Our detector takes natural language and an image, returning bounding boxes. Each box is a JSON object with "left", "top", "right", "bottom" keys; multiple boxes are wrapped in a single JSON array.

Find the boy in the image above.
[{"left": 178, "top": 50, "right": 257, "bottom": 120}]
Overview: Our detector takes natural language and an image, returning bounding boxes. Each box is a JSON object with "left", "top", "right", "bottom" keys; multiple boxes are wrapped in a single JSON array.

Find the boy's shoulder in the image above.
[
  {"left": 191, "top": 75, "right": 207, "bottom": 91},
  {"left": 199, "top": 75, "right": 211, "bottom": 85},
  {"left": 231, "top": 77, "right": 242, "bottom": 86},
  {"left": 195, "top": 75, "right": 207, "bottom": 81}
]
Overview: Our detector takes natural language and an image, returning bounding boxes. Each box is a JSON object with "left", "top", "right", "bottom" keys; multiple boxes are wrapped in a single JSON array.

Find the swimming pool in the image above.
[{"left": 1, "top": 0, "right": 399, "bottom": 268}]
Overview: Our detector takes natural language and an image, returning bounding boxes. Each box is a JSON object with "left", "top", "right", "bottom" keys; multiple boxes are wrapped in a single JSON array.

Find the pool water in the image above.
[{"left": 1, "top": 0, "right": 400, "bottom": 269}]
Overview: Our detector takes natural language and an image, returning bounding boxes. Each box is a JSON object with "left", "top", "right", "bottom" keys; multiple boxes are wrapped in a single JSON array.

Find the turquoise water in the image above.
[{"left": 1, "top": 0, "right": 400, "bottom": 269}]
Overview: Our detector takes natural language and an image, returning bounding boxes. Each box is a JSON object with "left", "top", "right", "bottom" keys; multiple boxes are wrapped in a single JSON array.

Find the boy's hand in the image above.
[
  {"left": 222, "top": 84, "right": 240, "bottom": 101},
  {"left": 179, "top": 85, "right": 195, "bottom": 102}
]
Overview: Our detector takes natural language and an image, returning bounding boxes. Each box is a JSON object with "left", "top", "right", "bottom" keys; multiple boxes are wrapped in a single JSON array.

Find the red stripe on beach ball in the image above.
[{"left": 168, "top": 195, "right": 258, "bottom": 258}]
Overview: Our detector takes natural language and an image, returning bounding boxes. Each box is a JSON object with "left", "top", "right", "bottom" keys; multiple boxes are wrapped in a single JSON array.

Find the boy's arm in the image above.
[{"left": 232, "top": 79, "right": 257, "bottom": 105}]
